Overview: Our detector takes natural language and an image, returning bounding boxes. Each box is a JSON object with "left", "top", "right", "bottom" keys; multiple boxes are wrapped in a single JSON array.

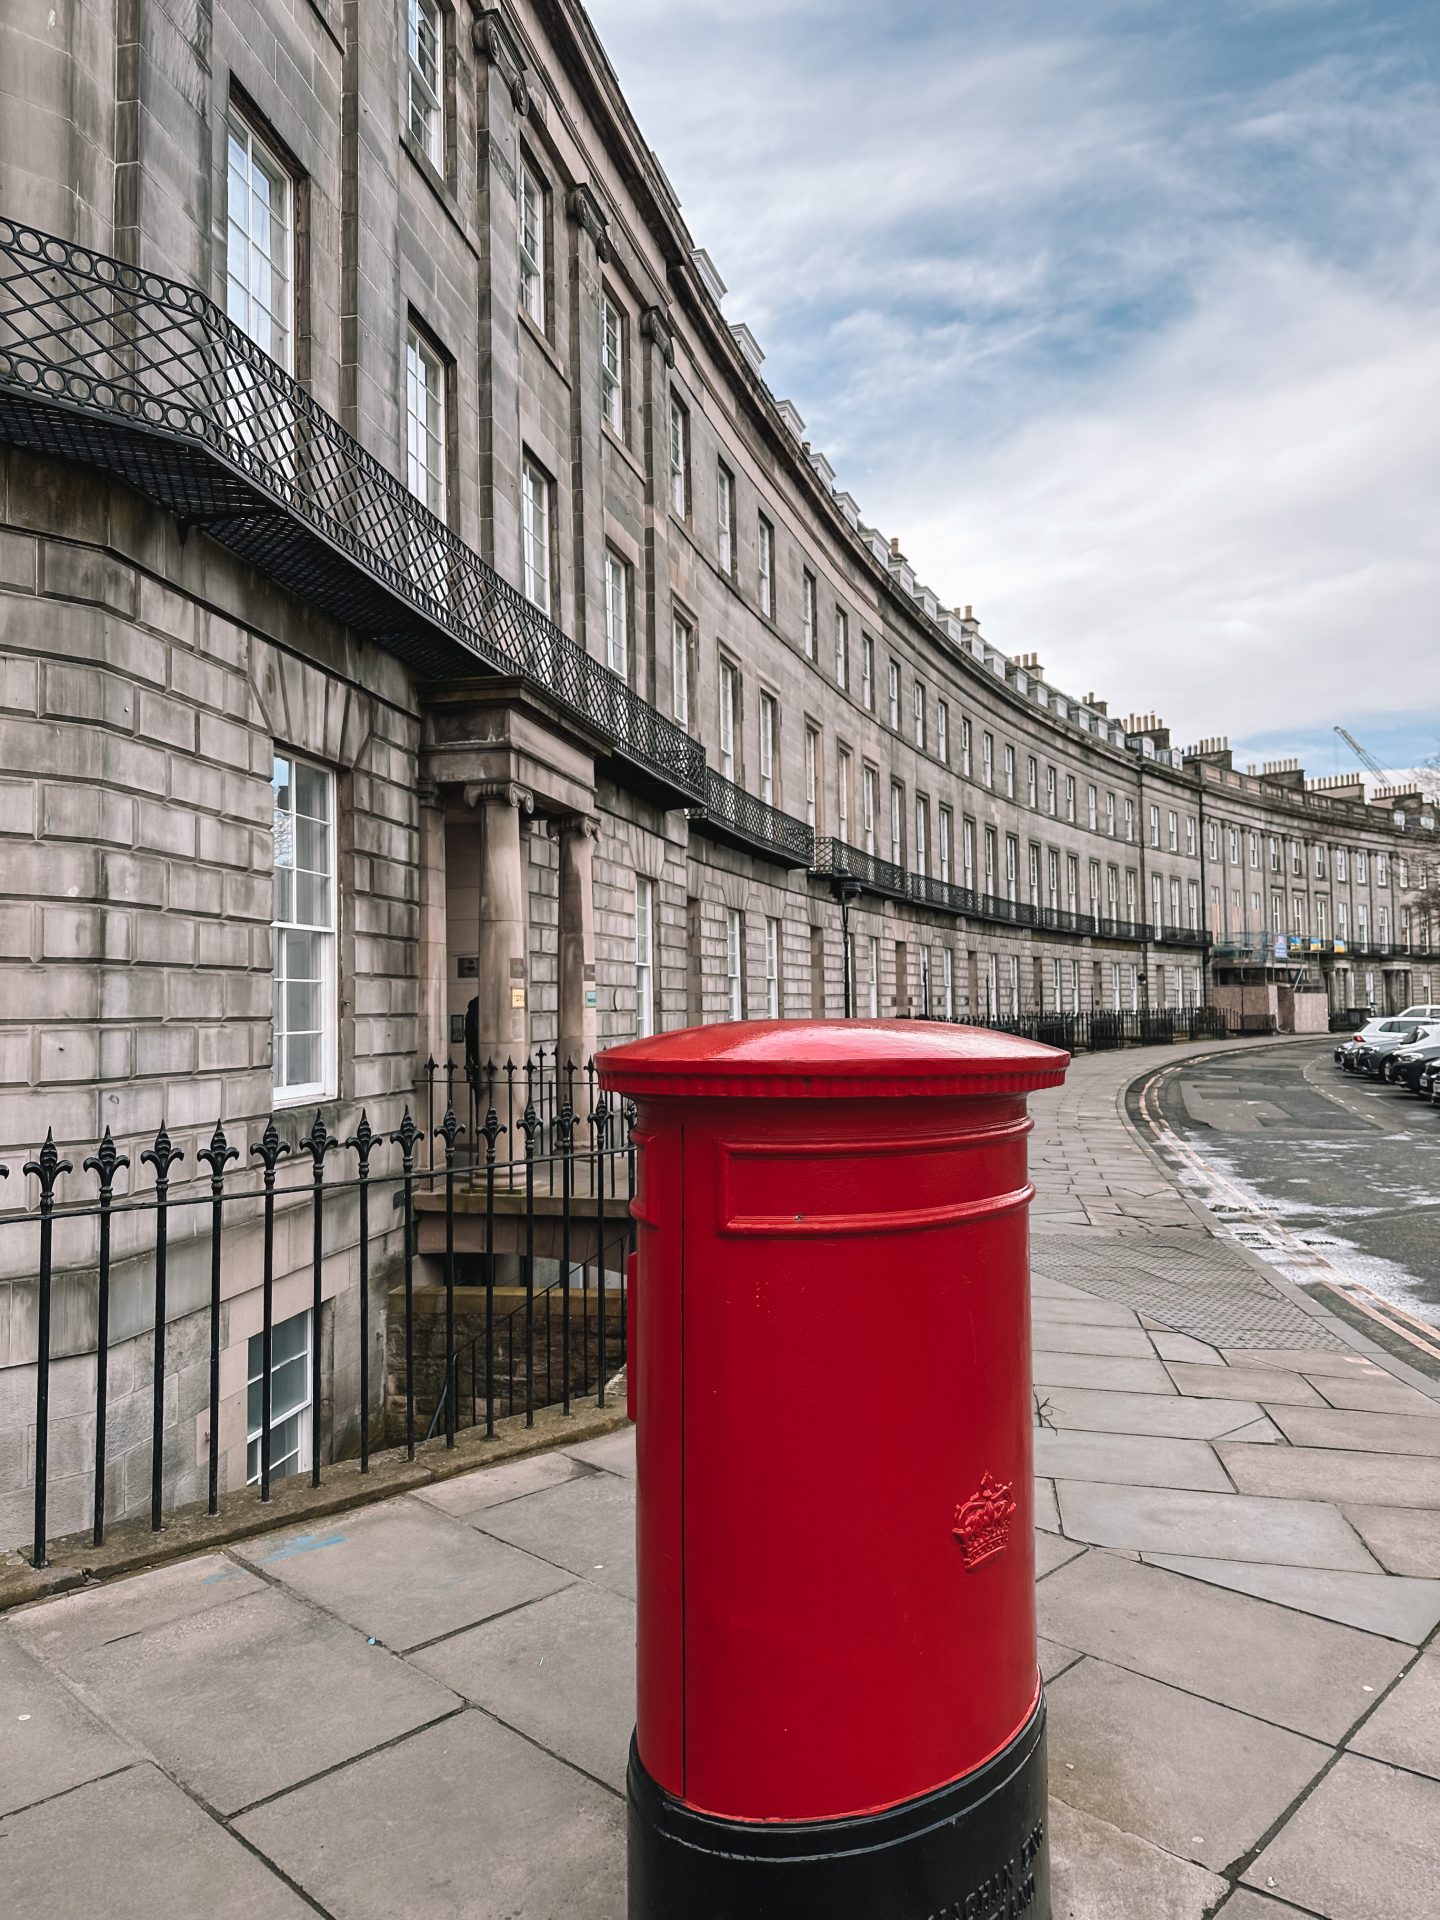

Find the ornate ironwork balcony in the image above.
[
  {"left": 0, "top": 218, "right": 704, "bottom": 805},
  {"left": 812, "top": 837, "right": 908, "bottom": 901},
  {"left": 688, "top": 769, "right": 814, "bottom": 868}
]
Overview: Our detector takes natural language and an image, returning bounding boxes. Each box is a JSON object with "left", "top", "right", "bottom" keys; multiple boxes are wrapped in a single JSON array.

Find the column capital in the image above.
[
  {"left": 556, "top": 812, "right": 601, "bottom": 843},
  {"left": 464, "top": 780, "right": 534, "bottom": 815}
]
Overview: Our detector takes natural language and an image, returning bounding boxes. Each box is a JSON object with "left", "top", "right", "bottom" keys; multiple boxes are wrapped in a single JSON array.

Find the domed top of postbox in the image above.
[{"left": 596, "top": 1019, "right": 1069, "bottom": 1102}]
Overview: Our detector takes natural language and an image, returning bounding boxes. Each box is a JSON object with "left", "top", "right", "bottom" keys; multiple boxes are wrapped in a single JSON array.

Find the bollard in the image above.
[{"left": 597, "top": 1019, "right": 1070, "bottom": 1920}]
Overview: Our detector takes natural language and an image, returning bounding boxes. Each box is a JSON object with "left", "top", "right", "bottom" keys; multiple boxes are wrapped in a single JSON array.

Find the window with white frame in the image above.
[
  {"left": 1046, "top": 766, "right": 1057, "bottom": 816},
  {"left": 405, "top": 327, "right": 446, "bottom": 515},
  {"left": 1356, "top": 850, "right": 1368, "bottom": 884},
  {"left": 888, "top": 659, "right": 900, "bottom": 729},
  {"left": 803, "top": 725, "right": 818, "bottom": 829},
  {"left": 963, "top": 816, "right": 975, "bottom": 889},
  {"left": 635, "top": 875, "right": 655, "bottom": 1037},
  {"left": 913, "top": 682, "right": 926, "bottom": 750},
  {"left": 668, "top": 392, "right": 690, "bottom": 517},
  {"left": 860, "top": 634, "right": 874, "bottom": 709},
  {"left": 518, "top": 159, "right": 546, "bottom": 328},
  {"left": 1167, "top": 809, "right": 1178, "bottom": 852},
  {"left": 247, "top": 1308, "right": 311, "bottom": 1485},
  {"left": 226, "top": 109, "right": 293, "bottom": 367},
  {"left": 1004, "top": 745, "right": 1015, "bottom": 799},
  {"left": 1124, "top": 798, "right": 1134, "bottom": 842},
  {"left": 937, "top": 700, "right": 949, "bottom": 765},
  {"left": 834, "top": 608, "right": 849, "bottom": 690},
  {"left": 1106, "top": 791, "right": 1116, "bottom": 836},
  {"left": 717, "top": 463, "right": 736, "bottom": 575},
  {"left": 982, "top": 732, "right": 994, "bottom": 788},
  {"left": 1066, "top": 776, "right": 1077, "bottom": 823},
  {"left": 1087, "top": 785, "right": 1097, "bottom": 831},
  {"left": 406, "top": 0, "right": 443, "bottom": 169},
  {"left": 604, "top": 550, "right": 629, "bottom": 677},
  {"left": 272, "top": 753, "right": 335, "bottom": 1101},
  {"left": 890, "top": 781, "right": 904, "bottom": 867},
  {"left": 1337, "top": 847, "right": 1348, "bottom": 882},
  {"left": 915, "top": 796, "right": 929, "bottom": 877},
  {"left": 719, "top": 659, "right": 738, "bottom": 780},
  {"left": 942, "top": 946, "right": 954, "bottom": 1019},
  {"left": 802, "top": 569, "right": 817, "bottom": 658},
  {"left": 758, "top": 515, "right": 774, "bottom": 617},
  {"left": 725, "top": 908, "right": 744, "bottom": 1019},
  {"left": 520, "top": 456, "right": 552, "bottom": 613},
  {"left": 759, "top": 693, "right": 778, "bottom": 806},
  {"left": 836, "top": 747, "right": 851, "bottom": 841},
  {"left": 961, "top": 716, "right": 972, "bottom": 778},
  {"left": 862, "top": 765, "right": 878, "bottom": 854},
  {"left": 671, "top": 612, "right": 691, "bottom": 726},
  {"left": 867, "top": 935, "right": 880, "bottom": 1017},
  {"left": 764, "top": 916, "right": 781, "bottom": 1018},
  {"left": 939, "top": 806, "right": 953, "bottom": 884},
  {"left": 1377, "top": 852, "right": 1389, "bottom": 887},
  {"left": 600, "top": 291, "right": 624, "bottom": 433},
  {"left": 1186, "top": 815, "right": 1197, "bottom": 857}
]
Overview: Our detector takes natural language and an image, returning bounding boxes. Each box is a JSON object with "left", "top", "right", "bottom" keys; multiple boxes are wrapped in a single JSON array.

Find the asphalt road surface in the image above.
[{"left": 1130, "top": 1038, "right": 1440, "bottom": 1363}]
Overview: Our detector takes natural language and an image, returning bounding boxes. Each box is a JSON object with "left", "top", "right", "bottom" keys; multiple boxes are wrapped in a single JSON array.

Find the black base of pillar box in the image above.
[{"left": 628, "top": 1692, "right": 1049, "bottom": 1920}]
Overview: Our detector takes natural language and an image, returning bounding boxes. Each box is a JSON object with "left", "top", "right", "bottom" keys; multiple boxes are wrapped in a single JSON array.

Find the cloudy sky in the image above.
[{"left": 590, "top": 0, "right": 1439, "bottom": 782}]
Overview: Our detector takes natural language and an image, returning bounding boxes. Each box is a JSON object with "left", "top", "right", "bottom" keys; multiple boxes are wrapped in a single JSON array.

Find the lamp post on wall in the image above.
[{"left": 830, "top": 870, "right": 862, "bottom": 1017}]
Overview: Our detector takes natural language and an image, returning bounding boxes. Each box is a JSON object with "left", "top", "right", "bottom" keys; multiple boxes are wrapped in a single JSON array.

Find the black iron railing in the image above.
[
  {"left": 812, "top": 837, "right": 907, "bottom": 900},
  {"left": 2, "top": 1052, "right": 633, "bottom": 1570},
  {"left": 690, "top": 768, "right": 814, "bottom": 867},
  {"left": 0, "top": 217, "right": 703, "bottom": 802},
  {"left": 909, "top": 1005, "right": 1259, "bottom": 1050}
]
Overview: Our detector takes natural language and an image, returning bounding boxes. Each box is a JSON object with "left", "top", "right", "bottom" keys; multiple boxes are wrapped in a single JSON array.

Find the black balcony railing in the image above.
[
  {"left": 690, "top": 768, "right": 814, "bottom": 867},
  {"left": 0, "top": 217, "right": 704, "bottom": 803},
  {"left": 813, "top": 836, "right": 909, "bottom": 900}
]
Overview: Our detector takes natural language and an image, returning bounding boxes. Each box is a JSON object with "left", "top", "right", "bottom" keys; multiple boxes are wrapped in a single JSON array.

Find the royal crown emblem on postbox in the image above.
[{"left": 953, "top": 1472, "right": 1017, "bottom": 1570}]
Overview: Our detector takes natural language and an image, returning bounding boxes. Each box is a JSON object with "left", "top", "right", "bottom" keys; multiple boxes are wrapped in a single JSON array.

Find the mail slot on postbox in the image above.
[{"left": 597, "top": 1018, "right": 1071, "bottom": 1920}]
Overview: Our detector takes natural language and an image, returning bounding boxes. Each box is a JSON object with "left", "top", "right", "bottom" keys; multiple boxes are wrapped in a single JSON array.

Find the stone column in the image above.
[
  {"left": 466, "top": 781, "right": 533, "bottom": 1066},
  {"left": 415, "top": 782, "right": 449, "bottom": 1067},
  {"left": 557, "top": 814, "right": 599, "bottom": 1072}
]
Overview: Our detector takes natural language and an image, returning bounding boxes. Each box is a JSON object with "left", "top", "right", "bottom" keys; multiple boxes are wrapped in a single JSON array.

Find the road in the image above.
[{"left": 1129, "top": 1037, "right": 1440, "bottom": 1368}]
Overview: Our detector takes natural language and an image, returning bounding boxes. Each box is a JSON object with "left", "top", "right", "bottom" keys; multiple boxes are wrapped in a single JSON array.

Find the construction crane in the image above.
[{"left": 1334, "top": 726, "right": 1392, "bottom": 784}]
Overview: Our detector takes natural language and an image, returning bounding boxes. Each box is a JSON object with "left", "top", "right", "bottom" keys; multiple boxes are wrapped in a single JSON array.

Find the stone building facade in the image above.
[{"left": 0, "top": 0, "right": 1436, "bottom": 1546}]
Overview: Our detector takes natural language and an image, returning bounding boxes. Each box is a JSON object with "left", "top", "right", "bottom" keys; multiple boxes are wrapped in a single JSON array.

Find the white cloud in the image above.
[{"left": 589, "top": 0, "right": 1440, "bottom": 756}]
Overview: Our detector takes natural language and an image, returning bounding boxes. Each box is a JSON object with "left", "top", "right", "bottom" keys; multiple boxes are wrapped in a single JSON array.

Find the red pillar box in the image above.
[{"left": 597, "top": 1019, "right": 1070, "bottom": 1920}]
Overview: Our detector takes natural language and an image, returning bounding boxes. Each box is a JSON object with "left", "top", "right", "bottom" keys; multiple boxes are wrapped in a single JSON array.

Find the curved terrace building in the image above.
[{"left": 0, "top": 0, "right": 1436, "bottom": 1544}]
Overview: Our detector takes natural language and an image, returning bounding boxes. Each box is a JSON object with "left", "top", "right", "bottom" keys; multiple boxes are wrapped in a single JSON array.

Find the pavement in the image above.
[{"left": 4, "top": 1037, "right": 1440, "bottom": 1919}]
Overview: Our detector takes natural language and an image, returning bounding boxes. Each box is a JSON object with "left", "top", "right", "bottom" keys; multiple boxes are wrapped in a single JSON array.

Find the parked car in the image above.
[
  {"left": 1343, "top": 1020, "right": 1425, "bottom": 1076},
  {"left": 1422, "top": 1058, "right": 1440, "bottom": 1104},
  {"left": 1383, "top": 1031, "right": 1440, "bottom": 1090},
  {"left": 1398, "top": 1005, "right": 1440, "bottom": 1022}
]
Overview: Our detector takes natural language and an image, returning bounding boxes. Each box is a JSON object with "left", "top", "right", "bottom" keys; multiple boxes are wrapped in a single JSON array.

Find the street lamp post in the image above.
[{"left": 830, "top": 871, "right": 862, "bottom": 1017}]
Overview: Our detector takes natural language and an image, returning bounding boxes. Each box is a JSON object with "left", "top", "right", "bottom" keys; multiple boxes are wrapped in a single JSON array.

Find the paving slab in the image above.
[
  {"left": 1037, "top": 1386, "right": 1265, "bottom": 1440},
  {"left": 51, "top": 1584, "right": 459, "bottom": 1815},
  {"left": 1349, "top": 1650, "right": 1440, "bottom": 1780},
  {"left": 1036, "top": 1551, "right": 1407, "bottom": 1741},
  {"left": 1166, "top": 1363, "right": 1326, "bottom": 1406},
  {"left": 473, "top": 1471, "right": 637, "bottom": 1599},
  {"left": 235, "top": 1708, "right": 627, "bottom": 1920},
  {"left": 1223, "top": 1415, "right": 1285, "bottom": 1444},
  {"left": 412, "top": 1580, "right": 635, "bottom": 1793},
  {"left": 1151, "top": 1332, "right": 1227, "bottom": 1365},
  {"left": 10, "top": 1553, "right": 266, "bottom": 1663},
  {"left": 1039, "top": 1638, "right": 1082, "bottom": 1684},
  {"left": 562, "top": 1428, "right": 639, "bottom": 1477},
  {"left": 1035, "top": 1429, "right": 1231, "bottom": 1493},
  {"left": 1219, "top": 1348, "right": 1389, "bottom": 1377},
  {"left": 1057, "top": 1481, "right": 1380, "bottom": 1571},
  {"left": 1314, "top": 1373, "right": 1440, "bottom": 1417},
  {"left": 233, "top": 1498, "right": 573, "bottom": 1652},
  {"left": 1046, "top": 1659, "right": 1327, "bottom": 1872},
  {"left": 0, "top": 1763, "right": 314, "bottom": 1920},
  {"left": 1243, "top": 1752, "right": 1440, "bottom": 1919},
  {"left": 1212, "top": 1894, "right": 1314, "bottom": 1918},
  {"left": 1033, "top": 1352, "right": 1176, "bottom": 1394},
  {"left": 1046, "top": 1797, "right": 1227, "bottom": 1920},
  {"left": 1031, "top": 1323, "right": 1158, "bottom": 1358},
  {"left": 410, "top": 1450, "right": 588, "bottom": 1516},
  {"left": 1144, "top": 1556, "right": 1440, "bottom": 1645},
  {"left": 1341, "top": 1503, "right": 1440, "bottom": 1577},
  {"left": 1266, "top": 1406, "right": 1440, "bottom": 1458},
  {"left": 1030, "top": 1296, "right": 1143, "bottom": 1327},
  {"left": 1035, "top": 1530, "right": 1087, "bottom": 1579},
  {"left": 1035, "top": 1477, "right": 1060, "bottom": 1530},
  {"left": 0, "top": 1628, "right": 134, "bottom": 1818},
  {"left": 1219, "top": 1442, "right": 1440, "bottom": 1509}
]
